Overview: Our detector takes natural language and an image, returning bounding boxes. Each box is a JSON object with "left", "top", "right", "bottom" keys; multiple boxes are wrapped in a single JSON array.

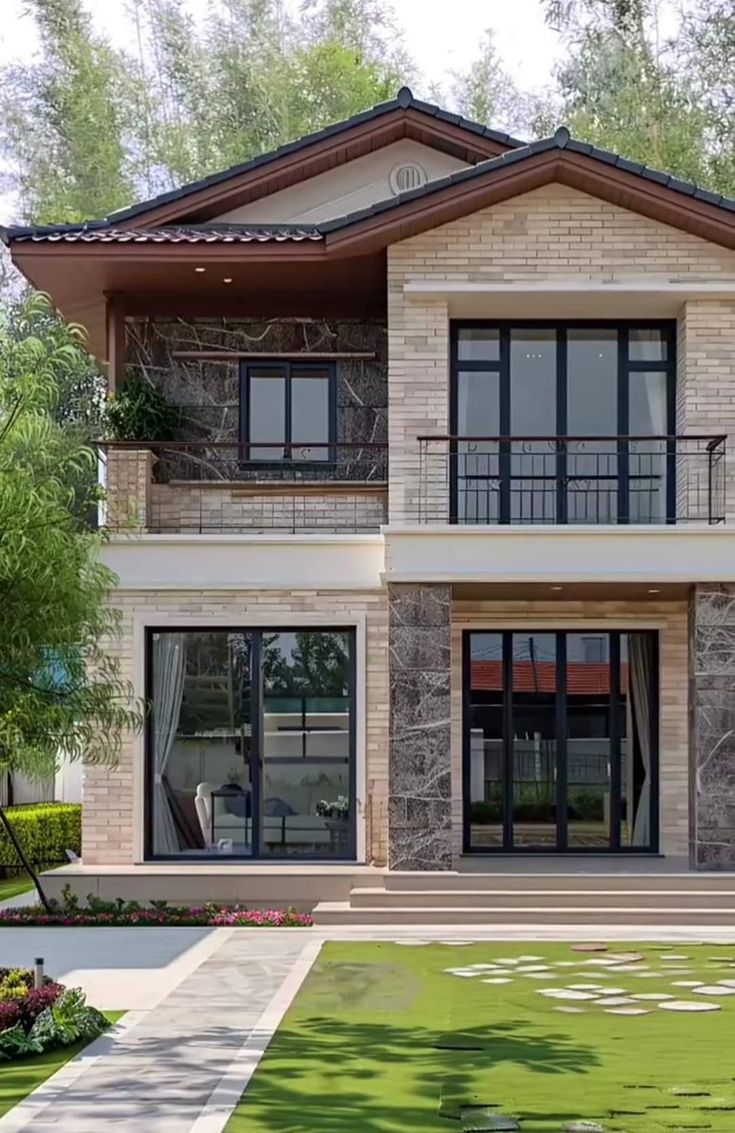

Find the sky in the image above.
[{"left": 0, "top": 0, "right": 564, "bottom": 89}]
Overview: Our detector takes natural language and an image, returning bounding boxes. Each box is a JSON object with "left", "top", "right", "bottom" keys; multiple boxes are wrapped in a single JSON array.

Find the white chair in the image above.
[
  {"left": 195, "top": 781, "right": 250, "bottom": 850},
  {"left": 194, "top": 781, "right": 215, "bottom": 848}
]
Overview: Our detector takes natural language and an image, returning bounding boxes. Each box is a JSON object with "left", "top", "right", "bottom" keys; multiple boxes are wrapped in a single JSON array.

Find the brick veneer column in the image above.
[
  {"left": 388, "top": 583, "right": 452, "bottom": 869},
  {"left": 105, "top": 448, "right": 155, "bottom": 530},
  {"left": 690, "top": 584, "right": 735, "bottom": 868}
]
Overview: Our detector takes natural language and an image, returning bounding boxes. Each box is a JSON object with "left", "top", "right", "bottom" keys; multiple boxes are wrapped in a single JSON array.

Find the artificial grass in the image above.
[
  {"left": 228, "top": 942, "right": 735, "bottom": 1133},
  {"left": 0, "top": 1011, "right": 123, "bottom": 1118},
  {"left": 0, "top": 872, "right": 32, "bottom": 902}
]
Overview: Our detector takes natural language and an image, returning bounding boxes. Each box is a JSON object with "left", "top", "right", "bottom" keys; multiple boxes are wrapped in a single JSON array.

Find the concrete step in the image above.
[
  {"left": 382, "top": 871, "right": 735, "bottom": 893},
  {"left": 312, "top": 900, "right": 735, "bottom": 926},
  {"left": 349, "top": 886, "right": 735, "bottom": 910}
]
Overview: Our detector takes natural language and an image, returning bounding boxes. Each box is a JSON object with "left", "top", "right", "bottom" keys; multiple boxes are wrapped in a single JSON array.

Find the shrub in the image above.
[
  {"left": 0, "top": 803, "right": 81, "bottom": 870},
  {"left": 0, "top": 978, "right": 109, "bottom": 1061},
  {"left": 106, "top": 370, "right": 181, "bottom": 441}
]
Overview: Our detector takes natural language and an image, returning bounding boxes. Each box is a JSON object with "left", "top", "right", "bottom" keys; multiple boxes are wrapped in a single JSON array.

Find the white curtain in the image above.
[
  {"left": 630, "top": 634, "right": 654, "bottom": 846},
  {"left": 638, "top": 372, "right": 668, "bottom": 520},
  {"left": 152, "top": 634, "right": 186, "bottom": 855}
]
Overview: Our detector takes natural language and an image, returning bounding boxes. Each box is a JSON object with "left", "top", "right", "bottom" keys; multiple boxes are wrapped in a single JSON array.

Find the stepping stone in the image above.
[
  {"left": 517, "top": 954, "right": 544, "bottom": 962},
  {"left": 539, "top": 989, "right": 597, "bottom": 1000},
  {"left": 525, "top": 972, "right": 555, "bottom": 979},
  {"left": 572, "top": 943, "right": 608, "bottom": 952},
  {"left": 659, "top": 953, "right": 689, "bottom": 961},
  {"left": 470, "top": 964, "right": 505, "bottom": 971},
  {"left": 460, "top": 1112, "right": 519, "bottom": 1132},
  {"left": 555, "top": 961, "right": 578, "bottom": 967},
  {"left": 394, "top": 940, "right": 430, "bottom": 946},
  {"left": 446, "top": 970, "right": 482, "bottom": 977},
  {"left": 563, "top": 1123, "right": 606, "bottom": 1133},
  {"left": 673, "top": 981, "right": 701, "bottom": 987},
  {"left": 608, "top": 952, "right": 645, "bottom": 963},
  {"left": 568, "top": 984, "right": 608, "bottom": 992},
  {"left": 596, "top": 996, "right": 636, "bottom": 1006},
  {"left": 516, "top": 964, "right": 550, "bottom": 972},
  {"left": 554, "top": 1006, "right": 586, "bottom": 1014},
  {"left": 718, "top": 979, "right": 735, "bottom": 988},
  {"left": 659, "top": 1000, "right": 721, "bottom": 1012},
  {"left": 481, "top": 978, "right": 512, "bottom": 985},
  {"left": 587, "top": 987, "right": 627, "bottom": 996},
  {"left": 694, "top": 985, "right": 735, "bottom": 995},
  {"left": 608, "top": 964, "right": 648, "bottom": 972},
  {"left": 632, "top": 993, "right": 674, "bottom": 1001},
  {"left": 493, "top": 958, "right": 521, "bottom": 965},
  {"left": 582, "top": 958, "right": 619, "bottom": 967},
  {"left": 632, "top": 971, "right": 661, "bottom": 978},
  {"left": 605, "top": 1007, "right": 651, "bottom": 1015}
]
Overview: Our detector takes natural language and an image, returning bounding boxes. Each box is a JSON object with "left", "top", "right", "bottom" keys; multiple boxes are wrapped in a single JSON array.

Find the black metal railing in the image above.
[
  {"left": 98, "top": 441, "right": 388, "bottom": 533},
  {"left": 416, "top": 435, "right": 726, "bottom": 525}
]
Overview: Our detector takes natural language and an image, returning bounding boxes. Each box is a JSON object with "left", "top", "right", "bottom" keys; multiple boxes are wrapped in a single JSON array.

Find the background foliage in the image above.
[{"left": 0, "top": 804, "right": 81, "bottom": 870}]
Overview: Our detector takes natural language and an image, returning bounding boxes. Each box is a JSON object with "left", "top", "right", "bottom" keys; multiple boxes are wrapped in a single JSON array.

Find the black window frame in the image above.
[
  {"left": 144, "top": 624, "right": 357, "bottom": 863},
  {"left": 449, "top": 320, "right": 677, "bottom": 525},
  {"left": 462, "top": 628, "right": 660, "bottom": 855},
  {"left": 239, "top": 360, "right": 338, "bottom": 466}
]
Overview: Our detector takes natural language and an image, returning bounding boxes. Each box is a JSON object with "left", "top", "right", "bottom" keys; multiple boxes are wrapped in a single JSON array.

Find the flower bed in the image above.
[
  {"left": 0, "top": 968, "right": 110, "bottom": 1061},
  {"left": 0, "top": 891, "right": 313, "bottom": 928}
]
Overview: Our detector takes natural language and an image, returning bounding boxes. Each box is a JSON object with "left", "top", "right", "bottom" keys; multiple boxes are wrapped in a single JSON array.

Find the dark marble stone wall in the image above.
[
  {"left": 126, "top": 317, "right": 387, "bottom": 481},
  {"left": 690, "top": 585, "right": 735, "bottom": 869},
  {"left": 388, "top": 584, "right": 452, "bottom": 870}
]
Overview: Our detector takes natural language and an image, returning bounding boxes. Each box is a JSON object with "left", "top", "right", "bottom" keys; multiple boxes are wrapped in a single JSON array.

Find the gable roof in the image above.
[{"left": 7, "top": 127, "right": 735, "bottom": 252}]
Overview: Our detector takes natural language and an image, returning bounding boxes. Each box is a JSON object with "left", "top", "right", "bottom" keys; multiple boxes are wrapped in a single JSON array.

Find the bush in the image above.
[
  {"left": 0, "top": 803, "right": 81, "bottom": 871},
  {"left": 0, "top": 975, "right": 110, "bottom": 1061},
  {"left": 106, "top": 370, "right": 181, "bottom": 441}
]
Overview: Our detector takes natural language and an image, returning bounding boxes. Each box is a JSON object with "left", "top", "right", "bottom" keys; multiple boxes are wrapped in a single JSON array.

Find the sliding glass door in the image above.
[
  {"left": 464, "top": 630, "right": 658, "bottom": 852},
  {"left": 146, "top": 627, "right": 355, "bottom": 860},
  {"left": 451, "top": 322, "right": 675, "bottom": 524}
]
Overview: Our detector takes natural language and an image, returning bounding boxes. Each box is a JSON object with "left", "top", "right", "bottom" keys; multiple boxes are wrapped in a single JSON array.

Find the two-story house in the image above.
[{"left": 6, "top": 88, "right": 735, "bottom": 922}]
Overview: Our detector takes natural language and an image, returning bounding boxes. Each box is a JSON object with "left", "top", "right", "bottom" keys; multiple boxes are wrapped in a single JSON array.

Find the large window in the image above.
[
  {"left": 240, "top": 362, "right": 335, "bottom": 462},
  {"left": 451, "top": 322, "right": 675, "bottom": 524},
  {"left": 464, "top": 630, "right": 658, "bottom": 853},
  {"left": 146, "top": 627, "right": 355, "bottom": 860}
]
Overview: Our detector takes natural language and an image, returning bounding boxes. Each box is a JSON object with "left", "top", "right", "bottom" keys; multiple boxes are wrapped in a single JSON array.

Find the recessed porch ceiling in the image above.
[{"left": 452, "top": 581, "right": 691, "bottom": 603}]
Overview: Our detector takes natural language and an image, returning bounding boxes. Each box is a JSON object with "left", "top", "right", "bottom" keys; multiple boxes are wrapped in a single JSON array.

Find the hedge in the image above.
[{"left": 0, "top": 804, "right": 81, "bottom": 871}]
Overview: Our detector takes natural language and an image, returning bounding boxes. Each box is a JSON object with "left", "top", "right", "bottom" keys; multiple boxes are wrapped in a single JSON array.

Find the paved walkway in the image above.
[{"left": 3, "top": 923, "right": 735, "bottom": 1132}]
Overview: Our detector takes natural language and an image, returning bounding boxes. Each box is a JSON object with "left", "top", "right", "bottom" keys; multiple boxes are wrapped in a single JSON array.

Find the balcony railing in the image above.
[
  {"left": 99, "top": 441, "right": 388, "bottom": 534},
  {"left": 416, "top": 435, "right": 726, "bottom": 525}
]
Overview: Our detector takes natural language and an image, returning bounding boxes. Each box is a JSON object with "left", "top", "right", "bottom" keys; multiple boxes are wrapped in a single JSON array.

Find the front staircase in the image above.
[{"left": 313, "top": 869, "right": 735, "bottom": 926}]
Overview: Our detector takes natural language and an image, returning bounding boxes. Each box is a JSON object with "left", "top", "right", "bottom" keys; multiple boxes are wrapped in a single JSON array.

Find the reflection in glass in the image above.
[
  {"left": 151, "top": 631, "right": 254, "bottom": 857},
  {"left": 457, "top": 327, "right": 500, "bottom": 361},
  {"left": 567, "top": 330, "right": 618, "bottom": 523},
  {"left": 566, "top": 633, "right": 611, "bottom": 848},
  {"left": 629, "top": 329, "right": 668, "bottom": 361},
  {"left": 510, "top": 330, "right": 557, "bottom": 523},
  {"left": 250, "top": 370, "right": 285, "bottom": 460},
  {"left": 468, "top": 634, "right": 504, "bottom": 847},
  {"left": 511, "top": 633, "right": 557, "bottom": 847},
  {"left": 456, "top": 370, "right": 500, "bottom": 522},
  {"left": 291, "top": 374, "right": 330, "bottom": 460},
  {"left": 629, "top": 370, "right": 668, "bottom": 521},
  {"left": 261, "top": 631, "right": 352, "bottom": 858}
]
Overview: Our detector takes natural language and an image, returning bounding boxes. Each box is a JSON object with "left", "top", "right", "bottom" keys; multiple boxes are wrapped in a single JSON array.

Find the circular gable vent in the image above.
[{"left": 389, "top": 162, "right": 427, "bottom": 195}]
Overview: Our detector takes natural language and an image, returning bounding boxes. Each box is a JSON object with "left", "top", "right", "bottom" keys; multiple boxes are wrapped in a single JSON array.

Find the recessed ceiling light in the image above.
[
  {"left": 223, "top": 277, "right": 233, "bottom": 284},
  {"left": 550, "top": 585, "right": 564, "bottom": 591},
  {"left": 648, "top": 587, "right": 661, "bottom": 594},
  {"left": 194, "top": 266, "right": 206, "bottom": 273}
]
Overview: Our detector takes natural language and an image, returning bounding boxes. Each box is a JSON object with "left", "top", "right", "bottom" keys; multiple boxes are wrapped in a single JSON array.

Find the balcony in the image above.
[
  {"left": 100, "top": 441, "right": 388, "bottom": 535},
  {"left": 415, "top": 435, "right": 726, "bottom": 526}
]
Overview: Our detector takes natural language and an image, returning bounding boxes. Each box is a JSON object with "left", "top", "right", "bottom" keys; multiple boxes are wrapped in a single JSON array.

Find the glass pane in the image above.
[
  {"left": 629, "top": 371, "right": 668, "bottom": 521},
  {"left": 620, "top": 633, "right": 655, "bottom": 847},
  {"left": 150, "top": 631, "right": 254, "bottom": 857},
  {"left": 629, "top": 329, "right": 668, "bottom": 361},
  {"left": 457, "top": 327, "right": 500, "bottom": 361},
  {"left": 567, "top": 330, "right": 618, "bottom": 523},
  {"left": 566, "top": 632, "right": 612, "bottom": 849},
  {"left": 468, "top": 634, "right": 504, "bottom": 848},
  {"left": 261, "top": 631, "right": 352, "bottom": 858},
  {"left": 511, "top": 633, "right": 557, "bottom": 848},
  {"left": 456, "top": 370, "right": 499, "bottom": 523},
  {"left": 249, "top": 369, "right": 285, "bottom": 460},
  {"left": 291, "top": 373, "right": 330, "bottom": 461},
  {"left": 510, "top": 331, "right": 557, "bottom": 522}
]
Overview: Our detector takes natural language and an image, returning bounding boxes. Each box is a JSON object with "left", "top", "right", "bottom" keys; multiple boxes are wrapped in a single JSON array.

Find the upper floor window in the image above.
[{"left": 240, "top": 361, "right": 335, "bottom": 462}]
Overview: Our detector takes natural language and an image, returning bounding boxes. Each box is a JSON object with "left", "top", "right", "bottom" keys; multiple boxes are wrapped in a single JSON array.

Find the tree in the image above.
[{"left": 0, "top": 294, "right": 140, "bottom": 905}]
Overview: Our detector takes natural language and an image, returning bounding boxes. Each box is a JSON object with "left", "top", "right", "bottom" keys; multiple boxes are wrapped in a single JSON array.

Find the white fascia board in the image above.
[{"left": 102, "top": 533, "right": 385, "bottom": 590}]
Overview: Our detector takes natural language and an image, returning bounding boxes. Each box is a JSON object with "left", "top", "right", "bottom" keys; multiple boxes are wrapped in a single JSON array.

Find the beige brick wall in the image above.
[
  {"left": 149, "top": 483, "right": 387, "bottom": 533},
  {"left": 105, "top": 449, "right": 155, "bottom": 530},
  {"left": 450, "top": 598, "right": 690, "bottom": 859},
  {"left": 388, "top": 184, "right": 735, "bottom": 522},
  {"left": 83, "top": 589, "right": 389, "bottom": 866}
]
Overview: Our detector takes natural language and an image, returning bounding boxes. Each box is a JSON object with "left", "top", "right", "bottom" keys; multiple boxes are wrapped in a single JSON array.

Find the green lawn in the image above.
[
  {"left": 0, "top": 1012, "right": 123, "bottom": 1118},
  {"left": 228, "top": 942, "right": 735, "bottom": 1132},
  {"left": 0, "top": 873, "right": 33, "bottom": 902}
]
